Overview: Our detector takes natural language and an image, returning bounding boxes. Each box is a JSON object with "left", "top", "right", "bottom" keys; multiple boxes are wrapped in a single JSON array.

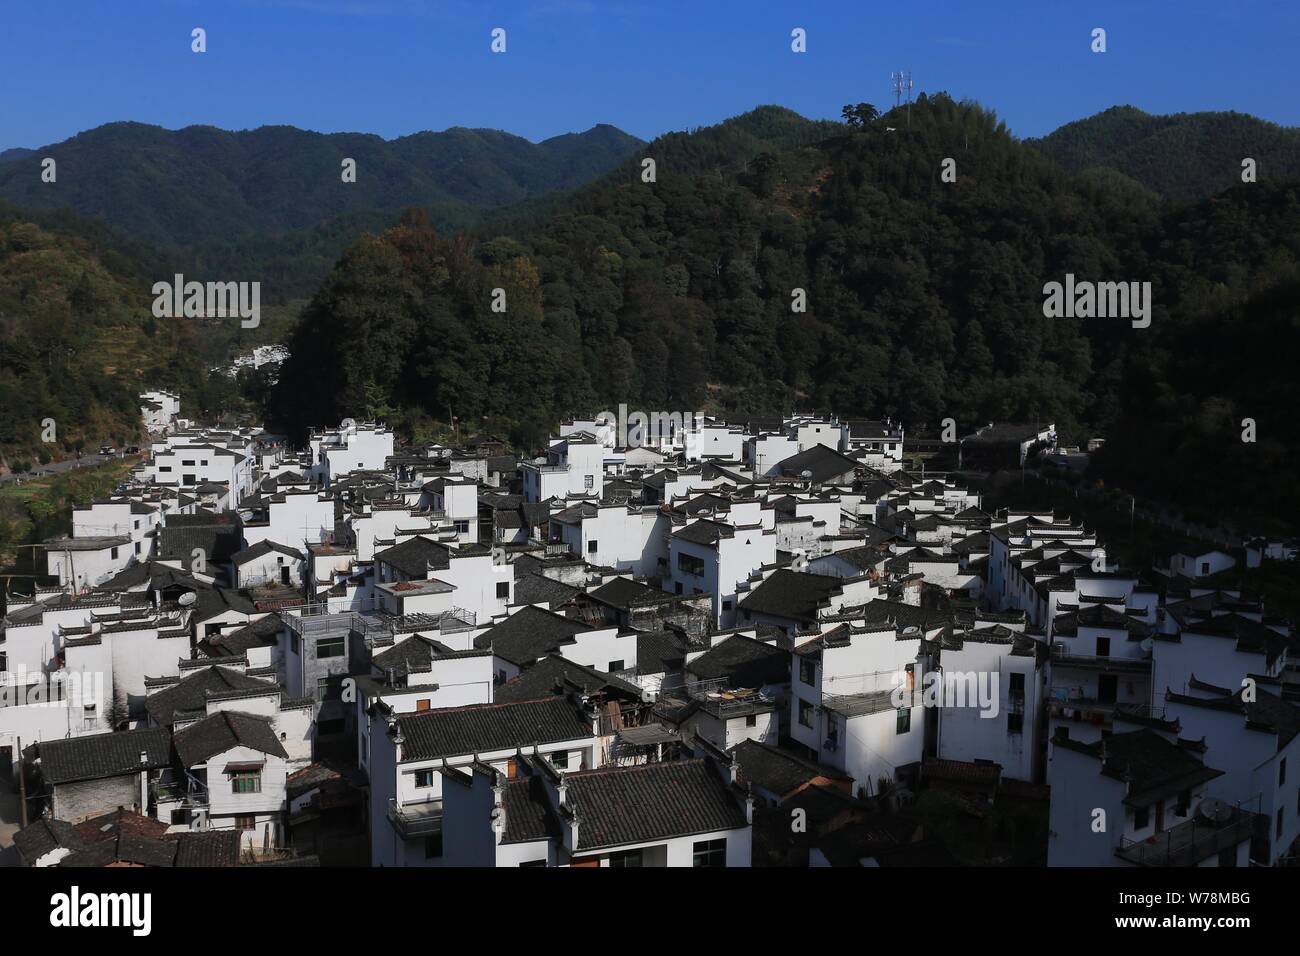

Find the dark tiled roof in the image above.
[
  {"left": 157, "top": 524, "right": 242, "bottom": 565},
  {"left": 495, "top": 655, "right": 642, "bottom": 704},
  {"left": 397, "top": 696, "right": 594, "bottom": 762},
  {"left": 1056, "top": 729, "right": 1222, "bottom": 806},
  {"left": 738, "top": 569, "right": 844, "bottom": 623},
  {"left": 513, "top": 572, "right": 581, "bottom": 608},
  {"left": 231, "top": 539, "right": 305, "bottom": 565},
  {"left": 13, "top": 818, "right": 82, "bottom": 864},
  {"left": 372, "top": 634, "right": 455, "bottom": 670},
  {"left": 173, "top": 710, "right": 289, "bottom": 766},
  {"left": 500, "top": 775, "right": 563, "bottom": 844},
  {"left": 37, "top": 728, "right": 173, "bottom": 785},
  {"left": 374, "top": 536, "right": 450, "bottom": 577},
  {"left": 146, "top": 665, "right": 276, "bottom": 727},
  {"left": 776, "top": 444, "right": 860, "bottom": 483},
  {"left": 198, "top": 613, "right": 282, "bottom": 657},
  {"left": 588, "top": 576, "right": 661, "bottom": 609},
  {"left": 733, "top": 739, "right": 848, "bottom": 797},
  {"left": 685, "top": 634, "right": 790, "bottom": 686},
  {"left": 636, "top": 630, "right": 693, "bottom": 675},
  {"left": 566, "top": 758, "right": 748, "bottom": 851},
  {"left": 472, "top": 605, "right": 591, "bottom": 667},
  {"left": 175, "top": 830, "right": 242, "bottom": 867}
]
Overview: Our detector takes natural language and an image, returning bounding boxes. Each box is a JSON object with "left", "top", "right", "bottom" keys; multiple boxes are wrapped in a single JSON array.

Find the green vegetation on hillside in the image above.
[
  {"left": 0, "top": 121, "right": 645, "bottom": 297},
  {"left": 1028, "top": 105, "right": 1300, "bottom": 203},
  {"left": 272, "top": 95, "right": 1300, "bottom": 532}
]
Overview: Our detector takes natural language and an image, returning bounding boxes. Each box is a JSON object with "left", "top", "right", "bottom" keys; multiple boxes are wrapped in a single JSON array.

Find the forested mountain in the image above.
[
  {"left": 0, "top": 202, "right": 264, "bottom": 468},
  {"left": 1028, "top": 105, "right": 1300, "bottom": 203},
  {"left": 272, "top": 94, "right": 1300, "bottom": 531},
  {"left": 2, "top": 100, "right": 1297, "bottom": 528},
  {"left": 0, "top": 121, "right": 645, "bottom": 296}
]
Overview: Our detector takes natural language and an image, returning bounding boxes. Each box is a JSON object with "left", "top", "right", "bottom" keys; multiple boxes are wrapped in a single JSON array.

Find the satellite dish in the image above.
[
  {"left": 177, "top": 592, "right": 197, "bottom": 607},
  {"left": 1197, "top": 797, "right": 1232, "bottom": 824}
]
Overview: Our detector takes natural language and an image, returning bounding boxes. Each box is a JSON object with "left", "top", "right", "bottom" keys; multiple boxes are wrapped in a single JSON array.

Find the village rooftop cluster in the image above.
[{"left": 2, "top": 395, "right": 1297, "bottom": 868}]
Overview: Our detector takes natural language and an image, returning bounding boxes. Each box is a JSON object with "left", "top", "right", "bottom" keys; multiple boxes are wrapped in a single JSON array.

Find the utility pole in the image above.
[{"left": 17, "top": 736, "right": 28, "bottom": 828}]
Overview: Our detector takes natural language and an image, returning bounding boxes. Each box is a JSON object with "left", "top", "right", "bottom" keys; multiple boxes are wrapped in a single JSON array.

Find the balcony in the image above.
[
  {"left": 388, "top": 798, "right": 443, "bottom": 839},
  {"left": 1117, "top": 807, "right": 1258, "bottom": 867},
  {"left": 1050, "top": 645, "right": 1151, "bottom": 674},
  {"left": 152, "top": 770, "right": 209, "bottom": 807}
]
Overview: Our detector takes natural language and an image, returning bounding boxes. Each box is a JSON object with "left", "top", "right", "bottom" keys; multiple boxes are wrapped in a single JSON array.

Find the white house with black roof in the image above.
[
  {"left": 169, "top": 708, "right": 293, "bottom": 850},
  {"left": 1047, "top": 726, "right": 1256, "bottom": 867},
  {"left": 790, "top": 621, "right": 926, "bottom": 798},
  {"left": 367, "top": 695, "right": 598, "bottom": 866},
  {"left": 1164, "top": 680, "right": 1300, "bottom": 864},
  {"left": 25, "top": 726, "right": 172, "bottom": 823},
  {"left": 439, "top": 750, "right": 752, "bottom": 867},
  {"left": 471, "top": 604, "right": 637, "bottom": 684},
  {"left": 231, "top": 539, "right": 305, "bottom": 589},
  {"left": 936, "top": 625, "right": 1046, "bottom": 782},
  {"left": 736, "top": 568, "right": 875, "bottom": 634},
  {"left": 667, "top": 518, "right": 776, "bottom": 628}
]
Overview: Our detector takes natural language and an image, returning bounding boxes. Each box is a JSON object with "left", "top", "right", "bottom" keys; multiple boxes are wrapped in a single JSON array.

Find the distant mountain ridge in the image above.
[
  {"left": 1028, "top": 105, "right": 1300, "bottom": 202},
  {"left": 0, "top": 120, "right": 646, "bottom": 294}
]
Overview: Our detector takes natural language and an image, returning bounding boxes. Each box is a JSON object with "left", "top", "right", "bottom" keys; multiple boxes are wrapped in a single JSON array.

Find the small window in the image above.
[
  {"left": 896, "top": 708, "right": 911, "bottom": 735},
  {"left": 798, "top": 698, "right": 814, "bottom": 729},
  {"left": 110, "top": 547, "right": 119, "bottom": 559},
  {"left": 745, "top": 714, "right": 757, "bottom": 727},
  {"left": 551, "top": 750, "right": 569, "bottom": 770},
  {"left": 230, "top": 770, "right": 262, "bottom": 794},
  {"left": 1281, "top": 758, "right": 1288, "bottom": 787},
  {"left": 316, "top": 635, "right": 345, "bottom": 659},
  {"left": 1007, "top": 711, "right": 1023, "bottom": 734},
  {"left": 414, "top": 769, "right": 435, "bottom": 789},
  {"left": 496, "top": 582, "right": 509, "bottom": 599},
  {"left": 234, "top": 815, "right": 256, "bottom": 831},
  {"left": 607, "top": 660, "right": 624, "bottom": 673},
  {"left": 609, "top": 850, "right": 642, "bottom": 867},
  {"left": 1278, "top": 808, "right": 1286, "bottom": 838},
  {"left": 1134, "top": 805, "right": 1150, "bottom": 829},
  {"left": 587, "top": 540, "right": 598, "bottom": 554},
  {"left": 1095, "top": 637, "right": 1111, "bottom": 658},
  {"left": 799, "top": 658, "right": 816, "bottom": 686},
  {"left": 692, "top": 838, "right": 726, "bottom": 868}
]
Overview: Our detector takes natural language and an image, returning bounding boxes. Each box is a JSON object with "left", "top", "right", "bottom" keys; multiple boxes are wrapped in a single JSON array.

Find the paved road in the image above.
[{"left": 0, "top": 454, "right": 113, "bottom": 486}]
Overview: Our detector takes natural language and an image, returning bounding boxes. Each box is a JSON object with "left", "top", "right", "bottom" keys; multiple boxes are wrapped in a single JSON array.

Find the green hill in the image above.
[
  {"left": 1028, "top": 105, "right": 1300, "bottom": 202},
  {"left": 0, "top": 121, "right": 644, "bottom": 296}
]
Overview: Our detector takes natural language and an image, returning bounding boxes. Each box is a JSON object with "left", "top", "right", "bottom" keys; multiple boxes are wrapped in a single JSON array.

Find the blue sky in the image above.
[{"left": 2, "top": 0, "right": 1296, "bottom": 150}]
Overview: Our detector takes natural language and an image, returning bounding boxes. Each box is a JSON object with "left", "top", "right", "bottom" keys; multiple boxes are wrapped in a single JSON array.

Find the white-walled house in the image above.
[
  {"left": 936, "top": 626, "right": 1045, "bottom": 782},
  {"left": 1046, "top": 728, "right": 1254, "bottom": 867},
  {"left": 667, "top": 519, "right": 777, "bottom": 627},
  {"left": 789, "top": 622, "right": 925, "bottom": 797},
  {"left": 439, "top": 751, "right": 752, "bottom": 867},
  {"left": 231, "top": 540, "right": 305, "bottom": 589},
  {"left": 1164, "top": 682, "right": 1300, "bottom": 864},
  {"left": 367, "top": 695, "right": 598, "bottom": 867}
]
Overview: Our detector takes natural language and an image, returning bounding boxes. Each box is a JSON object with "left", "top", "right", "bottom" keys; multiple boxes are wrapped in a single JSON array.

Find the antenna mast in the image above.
[{"left": 890, "top": 69, "right": 915, "bottom": 127}]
